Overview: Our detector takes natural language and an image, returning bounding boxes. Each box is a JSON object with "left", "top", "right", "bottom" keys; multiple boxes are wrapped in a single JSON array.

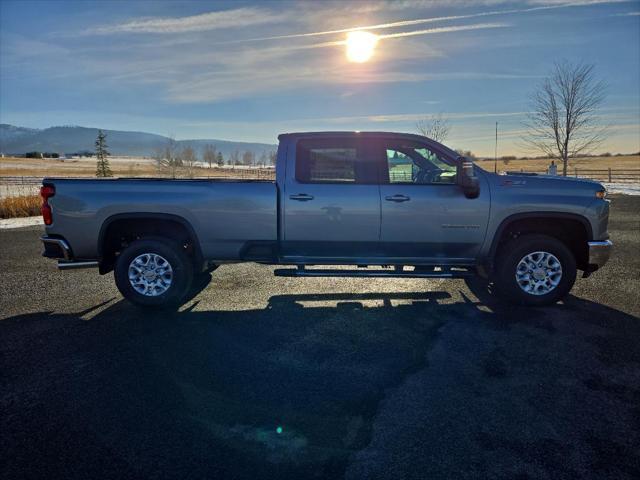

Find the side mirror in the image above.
[{"left": 457, "top": 159, "right": 480, "bottom": 199}]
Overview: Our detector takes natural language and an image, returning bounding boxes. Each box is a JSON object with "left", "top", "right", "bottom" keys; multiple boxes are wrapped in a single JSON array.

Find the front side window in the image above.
[{"left": 386, "top": 144, "right": 457, "bottom": 185}]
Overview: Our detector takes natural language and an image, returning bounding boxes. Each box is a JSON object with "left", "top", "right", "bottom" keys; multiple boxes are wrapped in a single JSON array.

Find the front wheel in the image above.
[
  {"left": 114, "top": 237, "right": 193, "bottom": 308},
  {"left": 494, "top": 234, "right": 577, "bottom": 306}
]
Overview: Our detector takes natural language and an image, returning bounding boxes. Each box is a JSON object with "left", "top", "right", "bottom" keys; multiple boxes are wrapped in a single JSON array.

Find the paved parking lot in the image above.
[{"left": 1, "top": 195, "right": 639, "bottom": 479}]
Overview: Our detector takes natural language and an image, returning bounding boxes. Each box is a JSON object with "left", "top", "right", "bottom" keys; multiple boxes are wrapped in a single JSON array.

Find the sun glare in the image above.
[{"left": 345, "top": 31, "right": 378, "bottom": 63}]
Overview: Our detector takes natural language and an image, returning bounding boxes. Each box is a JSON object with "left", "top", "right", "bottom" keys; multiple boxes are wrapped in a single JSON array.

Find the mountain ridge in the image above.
[{"left": 0, "top": 124, "right": 277, "bottom": 158}]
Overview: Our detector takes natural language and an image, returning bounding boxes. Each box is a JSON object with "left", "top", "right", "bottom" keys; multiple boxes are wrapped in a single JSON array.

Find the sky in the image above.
[{"left": 1, "top": 0, "right": 639, "bottom": 156}]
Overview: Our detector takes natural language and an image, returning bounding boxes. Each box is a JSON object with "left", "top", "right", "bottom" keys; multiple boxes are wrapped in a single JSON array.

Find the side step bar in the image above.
[
  {"left": 58, "top": 260, "right": 99, "bottom": 270},
  {"left": 274, "top": 266, "right": 474, "bottom": 279}
]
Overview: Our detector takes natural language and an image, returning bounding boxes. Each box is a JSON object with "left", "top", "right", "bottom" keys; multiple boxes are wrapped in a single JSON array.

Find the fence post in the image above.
[
  {"left": 574, "top": 168, "right": 578, "bottom": 178},
  {"left": 608, "top": 168, "right": 612, "bottom": 183}
]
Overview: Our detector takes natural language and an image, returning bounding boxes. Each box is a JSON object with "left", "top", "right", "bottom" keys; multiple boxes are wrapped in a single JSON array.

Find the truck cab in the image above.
[{"left": 276, "top": 132, "right": 488, "bottom": 264}]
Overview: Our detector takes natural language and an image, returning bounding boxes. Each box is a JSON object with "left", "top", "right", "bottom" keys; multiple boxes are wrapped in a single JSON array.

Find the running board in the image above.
[
  {"left": 58, "top": 260, "right": 99, "bottom": 270},
  {"left": 274, "top": 267, "right": 474, "bottom": 279}
]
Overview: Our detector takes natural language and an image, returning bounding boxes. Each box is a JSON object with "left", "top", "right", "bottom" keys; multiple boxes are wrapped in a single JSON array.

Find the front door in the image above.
[
  {"left": 378, "top": 139, "right": 490, "bottom": 262},
  {"left": 282, "top": 136, "right": 381, "bottom": 260}
]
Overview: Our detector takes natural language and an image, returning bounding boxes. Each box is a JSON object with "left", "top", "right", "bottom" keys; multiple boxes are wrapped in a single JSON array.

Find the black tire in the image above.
[
  {"left": 114, "top": 237, "right": 193, "bottom": 308},
  {"left": 494, "top": 234, "right": 577, "bottom": 306}
]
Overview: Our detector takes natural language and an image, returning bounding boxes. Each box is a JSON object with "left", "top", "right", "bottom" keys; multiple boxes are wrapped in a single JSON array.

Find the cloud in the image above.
[
  {"left": 165, "top": 66, "right": 540, "bottom": 104},
  {"left": 321, "top": 111, "right": 528, "bottom": 124},
  {"left": 612, "top": 10, "right": 640, "bottom": 15},
  {"left": 87, "top": 7, "right": 284, "bottom": 34},
  {"left": 6, "top": 0, "right": 633, "bottom": 108},
  {"left": 215, "top": 0, "right": 631, "bottom": 45}
]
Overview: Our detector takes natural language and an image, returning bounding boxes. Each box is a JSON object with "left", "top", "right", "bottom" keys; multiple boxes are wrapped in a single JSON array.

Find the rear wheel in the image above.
[
  {"left": 494, "top": 234, "right": 576, "bottom": 306},
  {"left": 114, "top": 237, "right": 193, "bottom": 308}
]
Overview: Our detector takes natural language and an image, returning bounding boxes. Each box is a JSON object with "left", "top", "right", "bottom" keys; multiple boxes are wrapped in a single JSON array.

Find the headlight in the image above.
[{"left": 596, "top": 189, "right": 607, "bottom": 199}]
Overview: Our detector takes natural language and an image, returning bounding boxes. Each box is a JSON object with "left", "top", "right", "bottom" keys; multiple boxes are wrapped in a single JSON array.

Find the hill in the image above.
[{"left": 0, "top": 124, "right": 276, "bottom": 158}]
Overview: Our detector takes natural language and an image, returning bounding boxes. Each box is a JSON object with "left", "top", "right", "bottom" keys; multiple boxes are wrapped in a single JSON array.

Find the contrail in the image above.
[
  {"left": 299, "top": 23, "right": 509, "bottom": 49},
  {"left": 216, "top": 0, "right": 629, "bottom": 44},
  {"left": 378, "top": 23, "right": 508, "bottom": 40}
]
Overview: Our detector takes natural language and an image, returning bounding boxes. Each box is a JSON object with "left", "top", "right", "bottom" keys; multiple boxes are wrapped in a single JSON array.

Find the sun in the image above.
[{"left": 345, "top": 31, "right": 378, "bottom": 63}]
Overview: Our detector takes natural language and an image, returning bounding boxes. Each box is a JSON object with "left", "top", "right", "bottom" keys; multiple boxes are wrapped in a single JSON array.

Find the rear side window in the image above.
[
  {"left": 295, "top": 138, "right": 375, "bottom": 184},
  {"left": 307, "top": 148, "right": 356, "bottom": 182}
]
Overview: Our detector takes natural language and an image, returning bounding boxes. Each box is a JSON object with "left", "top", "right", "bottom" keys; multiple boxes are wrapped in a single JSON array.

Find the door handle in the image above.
[
  {"left": 385, "top": 194, "right": 411, "bottom": 202},
  {"left": 289, "top": 193, "right": 314, "bottom": 201}
]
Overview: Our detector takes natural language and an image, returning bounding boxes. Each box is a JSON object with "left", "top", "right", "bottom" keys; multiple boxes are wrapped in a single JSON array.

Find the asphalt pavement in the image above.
[{"left": 1, "top": 195, "right": 639, "bottom": 479}]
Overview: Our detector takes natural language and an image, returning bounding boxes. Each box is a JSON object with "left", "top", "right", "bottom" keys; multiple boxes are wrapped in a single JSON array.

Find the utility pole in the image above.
[{"left": 494, "top": 122, "right": 498, "bottom": 173}]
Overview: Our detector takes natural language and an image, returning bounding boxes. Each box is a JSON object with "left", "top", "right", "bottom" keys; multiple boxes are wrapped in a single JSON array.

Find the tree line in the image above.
[
  {"left": 152, "top": 138, "right": 277, "bottom": 179},
  {"left": 92, "top": 131, "right": 277, "bottom": 178}
]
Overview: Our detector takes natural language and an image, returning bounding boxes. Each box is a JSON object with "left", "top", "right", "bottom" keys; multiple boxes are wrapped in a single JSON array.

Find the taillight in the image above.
[{"left": 40, "top": 185, "right": 55, "bottom": 225}]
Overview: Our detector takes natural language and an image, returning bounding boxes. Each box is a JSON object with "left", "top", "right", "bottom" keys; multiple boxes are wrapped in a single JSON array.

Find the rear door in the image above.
[
  {"left": 281, "top": 136, "right": 381, "bottom": 260},
  {"left": 377, "top": 138, "right": 490, "bottom": 262}
]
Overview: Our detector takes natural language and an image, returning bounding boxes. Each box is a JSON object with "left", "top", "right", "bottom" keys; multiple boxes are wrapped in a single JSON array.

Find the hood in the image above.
[{"left": 501, "top": 171, "right": 604, "bottom": 188}]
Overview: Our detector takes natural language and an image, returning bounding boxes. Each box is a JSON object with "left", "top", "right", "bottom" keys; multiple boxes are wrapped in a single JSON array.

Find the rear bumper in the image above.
[
  {"left": 41, "top": 235, "right": 72, "bottom": 260},
  {"left": 41, "top": 235, "right": 98, "bottom": 270},
  {"left": 588, "top": 240, "right": 613, "bottom": 269}
]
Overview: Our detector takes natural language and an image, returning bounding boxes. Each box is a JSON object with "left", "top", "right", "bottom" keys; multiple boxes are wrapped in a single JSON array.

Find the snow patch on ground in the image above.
[
  {"left": 0, "top": 216, "right": 44, "bottom": 229},
  {"left": 603, "top": 183, "right": 640, "bottom": 195}
]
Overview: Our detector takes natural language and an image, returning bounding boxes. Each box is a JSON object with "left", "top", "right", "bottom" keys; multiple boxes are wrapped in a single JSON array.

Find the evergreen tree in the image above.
[
  {"left": 95, "top": 130, "right": 112, "bottom": 177},
  {"left": 216, "top": 151, "right": 224, "bottom": 167}
]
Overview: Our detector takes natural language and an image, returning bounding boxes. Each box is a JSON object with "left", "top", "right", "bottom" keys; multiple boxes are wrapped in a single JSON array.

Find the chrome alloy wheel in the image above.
[
  {"left": 128, "top": 253, "right": 173, "bottom": 296},
  {"left": 515, "top": 251, "right": 563, "bottom": 296}
]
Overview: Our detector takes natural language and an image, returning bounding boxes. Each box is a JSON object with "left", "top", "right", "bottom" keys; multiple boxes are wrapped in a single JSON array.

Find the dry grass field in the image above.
[
  {"left": 475, "top": 154, "right": 640, "bottom": 173},
  {"left": 1, "top": 156, "right": 160, "bottom": 177},
  {"left": 0, "top": 154, "right": 637, "bottom": 211},
  {"left": 0, "top": 156, "right": 275, "bottom": 179},
  {"left": 2, "top": 154, "right": 637, "bottom": 179},
  {"left": 0, "top": 194, "right": 40, "bottom": 218}
]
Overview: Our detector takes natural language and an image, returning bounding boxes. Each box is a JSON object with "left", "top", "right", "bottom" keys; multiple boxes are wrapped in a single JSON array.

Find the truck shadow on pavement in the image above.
[{"left": 2, "top": 287, "right": 640, "bottom": 480}]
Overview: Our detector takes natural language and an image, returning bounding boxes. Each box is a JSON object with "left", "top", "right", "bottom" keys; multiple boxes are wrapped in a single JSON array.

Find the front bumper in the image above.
[{"left": 588, "top": 240, "right": 613, "bottom": 269}]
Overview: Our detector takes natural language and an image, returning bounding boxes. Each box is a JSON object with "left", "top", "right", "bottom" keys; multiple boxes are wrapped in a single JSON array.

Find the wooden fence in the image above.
[
  {"left": 0, "top": 166, "right": 638, "bottom": 197},
  {"left": 505, "top": 168, "right": 640, "bottom": 183},
  {"left": 0, "top": 168, "right": 276, "bottom": 185}
]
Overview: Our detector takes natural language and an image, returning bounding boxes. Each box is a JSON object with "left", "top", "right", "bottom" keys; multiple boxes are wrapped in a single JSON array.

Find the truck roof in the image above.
[
  {"left": 277, "top": 131, "right": 460, "bottom": 157},
  {"left": 279, "top": 131, "right": 428, "bottom": 141}
]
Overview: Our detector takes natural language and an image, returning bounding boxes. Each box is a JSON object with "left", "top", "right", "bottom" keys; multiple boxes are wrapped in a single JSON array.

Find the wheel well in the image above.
[
  {"left": 492, "top": 217, "right": 590, "bottom": 270},
  {"left": 99, "top": 216, "right": 201, "bottom": 274}
]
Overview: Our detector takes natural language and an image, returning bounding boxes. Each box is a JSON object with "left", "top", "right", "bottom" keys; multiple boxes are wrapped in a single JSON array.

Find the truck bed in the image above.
[{"left": 44, "top": 178, "right": 278, "bottom": 261}]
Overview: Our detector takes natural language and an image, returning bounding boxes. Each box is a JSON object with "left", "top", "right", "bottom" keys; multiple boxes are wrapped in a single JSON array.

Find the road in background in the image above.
[{"left": 1, "top": 196, "right": 639, "bottom": 479}]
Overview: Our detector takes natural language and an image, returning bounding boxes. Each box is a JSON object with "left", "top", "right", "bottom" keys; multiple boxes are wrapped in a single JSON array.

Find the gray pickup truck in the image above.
[{"left": 40, "top": 131, "right": 612, "bottom": 308}]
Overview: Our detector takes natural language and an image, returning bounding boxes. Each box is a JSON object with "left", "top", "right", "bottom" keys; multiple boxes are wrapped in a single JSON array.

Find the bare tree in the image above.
[
  {"left": 523, "top": 61, "right": 606, "bottom": 176},
  {"left": 268, "top": 150, "right": 277, "bottom": 166},
  {"left": 180, "top": 146, "right": 198, "bottom": 178},
  {"left": 242, "top": 150, "right": 255, "bottom": 166},
  {"left": 154, "top": 136, "right": 181, "bottom": 179},
  {"left": 229, "top": 149, "right": 240, "bottom": 166},
  {"left": 455, "top": 149, "right": 477, "bottom": 160},
  {"left": 258, "top": 151, "right": 268, "bottom": 167},
  {"left": 202, "top": 144, "right": 217, "bottom": 169},
  {"left": 415, "top": 113, "right": 451, "bottom": 143}
]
